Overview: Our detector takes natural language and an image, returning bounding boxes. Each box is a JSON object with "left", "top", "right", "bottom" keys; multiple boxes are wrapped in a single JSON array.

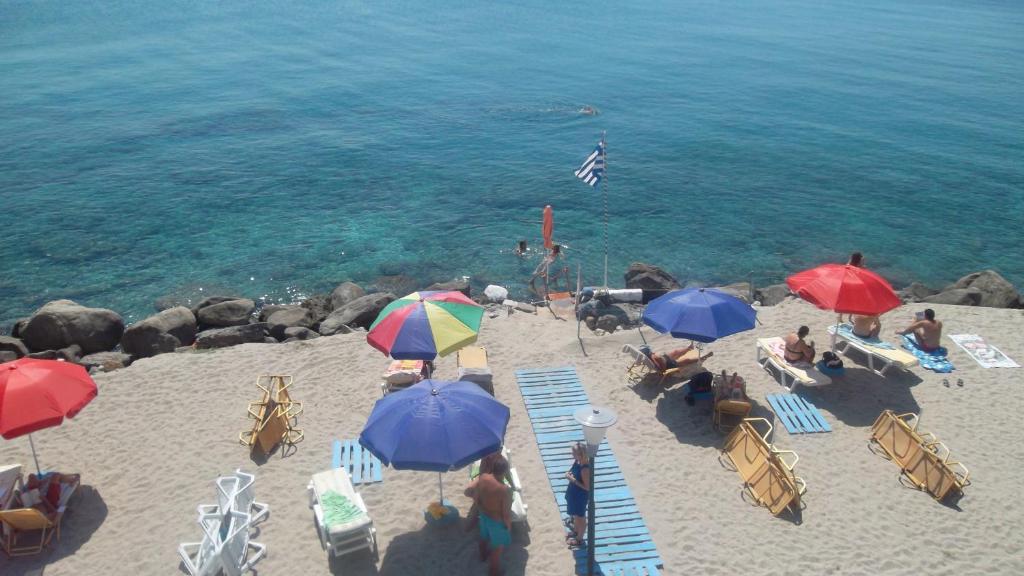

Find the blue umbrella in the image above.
[
  {"left": 642, "top": 288, "right": 757, "bottom": 343},
  {"left": 359, "top": 379, "right": 510, "bottom": 502}
]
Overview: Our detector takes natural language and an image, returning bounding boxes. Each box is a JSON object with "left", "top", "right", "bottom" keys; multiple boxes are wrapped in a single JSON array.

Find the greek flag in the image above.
[{"left": 574, "top": 140, "right": 605, "bottom": 187}]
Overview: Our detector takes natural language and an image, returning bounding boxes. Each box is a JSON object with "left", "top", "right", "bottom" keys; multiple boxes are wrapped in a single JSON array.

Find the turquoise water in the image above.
[{"left": 2, "top": 0, "right": 1022, "bottom": 327}]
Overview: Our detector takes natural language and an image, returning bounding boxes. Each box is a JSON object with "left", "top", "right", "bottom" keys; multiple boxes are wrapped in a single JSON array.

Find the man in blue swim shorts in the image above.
[{"left": 465, "top": 455, "right": 513, "bottom": 576}]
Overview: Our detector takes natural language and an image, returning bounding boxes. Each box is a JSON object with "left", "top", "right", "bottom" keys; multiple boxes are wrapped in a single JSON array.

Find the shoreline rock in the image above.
[{"left": 19, "top": 300, "right": 125, "bottom": 354}]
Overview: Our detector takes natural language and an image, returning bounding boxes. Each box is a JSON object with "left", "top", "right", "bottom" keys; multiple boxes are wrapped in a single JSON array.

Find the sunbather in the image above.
[
  {"left": 643, "top": 343, "right": 713, "bottom": 372},
  {"left": 847, "top": 314, "right": 881, "bottom": 338},
  {"left": 897, "top": 308, "right": 942, "bottom": 352},
  {"left": 784, "top": 326, "right": 816, "bottom": 364},
  {"left": 465, "top": 456, "right": 512, "bottom": 576}
]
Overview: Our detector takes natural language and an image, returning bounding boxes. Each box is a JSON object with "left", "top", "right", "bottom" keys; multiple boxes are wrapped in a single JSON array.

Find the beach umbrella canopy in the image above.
[
  {"left": 642, "top": 288, "right": 757, "bottom": 343},
  {"left": 786, "top": 264, "right": 901, "bottom": 316},
  {"left": 367, "top": 291, "right": 484, "bottom": 361},
  {"left": 0, "top": 358, "right": 97, "bottom": 475},
  {"left": 542, "top": 205, "right": 554, "bottom": 249}
]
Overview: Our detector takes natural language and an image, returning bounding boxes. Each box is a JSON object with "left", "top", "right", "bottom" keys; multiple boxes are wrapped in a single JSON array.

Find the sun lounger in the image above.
[
  {"left": 308, "top": 468, "right": 377, "bottom": 560},
  {"left": 468, "top": 447, "right": 528, "bottom": 524},
  {"left": 240, "top": 377, "right": 304, "bottom": 456},
  {"left": 181, "top": 508, "right": 265, "bottom": 576},
  {"left": 722, "top": 418, "right": 806, "bottom": 516},
  {"left": 458, "top": 346, "right": 494, "bottom": 394},
  {"left": 622, "top": 344, "right": 704, "bottom": 386},
  {"left": 197, "top": 470, "right": 269, "bottom": 526},
  {"left": 870, "top": 410, "right": 970, "bottom": 502},
  {"left": 0, "top": 508, "right": 55, "bottom": 557},
  {"left": 0, "top": 465, "right": 23, "bottom": 510},
  {"left": 827, "top": 324, "right": 918, "bottom": 376},
  {"left": 380, "top": 359, "right": 426, "bottom": 395},
  {"left": 713, "top": 373, "right": 751, "bottom": 432},
  {"left": 756, "top": 337, "right": 832, "bottom": 389}
]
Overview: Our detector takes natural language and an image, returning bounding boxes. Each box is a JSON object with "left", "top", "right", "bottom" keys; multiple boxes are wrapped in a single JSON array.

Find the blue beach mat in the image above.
[
  {"left": 901, "top": 335, "right": 955, "bottom": 373},
  {"left": 833, "top": 323, "right": 895, "bottom": 349},
  {"left": 515, "top": 366, "right": 663, "bottom": 576}
]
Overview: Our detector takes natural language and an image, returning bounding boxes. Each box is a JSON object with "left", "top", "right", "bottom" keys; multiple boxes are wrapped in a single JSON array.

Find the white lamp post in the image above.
[{"left": 573, "top": 405, "right": 618, "bottom": 576}]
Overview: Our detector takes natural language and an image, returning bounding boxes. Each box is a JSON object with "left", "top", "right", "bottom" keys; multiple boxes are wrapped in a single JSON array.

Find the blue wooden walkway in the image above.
[
  {"left": 515, "top": 366, "right": 663, "bottom": 576},
  {"left": 333, "top": 439, "right": 383, "bottom": 485}
]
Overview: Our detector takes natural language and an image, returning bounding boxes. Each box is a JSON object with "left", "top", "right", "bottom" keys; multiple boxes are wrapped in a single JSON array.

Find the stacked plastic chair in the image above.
[{"left": 179, "top": 469, "right": 267, "bottom": 576}]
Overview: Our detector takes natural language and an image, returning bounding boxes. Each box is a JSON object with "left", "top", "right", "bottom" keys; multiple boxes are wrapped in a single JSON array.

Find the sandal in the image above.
[{"left": 565, "top": 533, "right": 581, "bottom": 549}]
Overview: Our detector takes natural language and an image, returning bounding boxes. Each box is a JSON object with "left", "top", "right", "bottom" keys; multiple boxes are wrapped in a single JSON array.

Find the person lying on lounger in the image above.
[
  {"left": 897, "top": 308, "right": 943, "bottom": 352},
  {"left": 847, "top": 314, "right": 882, "bottom": 339},
  {"left": 784, "top": 326, "right": 816, "bottom": 364},
  {"left": 643, "top": 343, "right": 713, "bottom": 372}
]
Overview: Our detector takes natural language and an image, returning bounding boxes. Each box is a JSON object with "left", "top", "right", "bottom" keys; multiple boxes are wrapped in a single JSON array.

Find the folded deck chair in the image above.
[
  {"left": 240, "top": 379, "right": 304, "bottom": 456},
  {"left": 458, "top": 346, "right": 494, "bottom": 394},
  {"left": 870, "top": 411, "right": 970, "bottom": 502},
  {"left": 0, "top": 464, "right": 23, "bottom": 509},
  {"left": 722, "top": 418, "right": 806, "bottom": 516},
  {"left": 469, "top": 447, "right": 528, "bottom": 524},
  {"left": 308, "top": 468, "right": 377, "bottom": 559},
  {"left": 622, "top": 344, "right": 703, "bottom": 386},
  {"left": 0, "top": 508, "right": 56, "bottom": 557},
  {"left": 827, "top": 324, "right": 918, "bottom": 377},
  {"left": 756, "top": 337, "right": 832, "bottom": 389},
  {"left": 180, "top": 508, "right": 265, "bottom": 576},
  {"left": 196, "top": 470, "right": 269, "bottom": 526}
]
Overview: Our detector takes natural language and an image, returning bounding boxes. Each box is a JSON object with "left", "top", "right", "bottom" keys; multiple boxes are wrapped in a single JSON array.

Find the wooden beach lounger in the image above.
[
  {"left": 722, "top": 418, "right": 806, "bottom": 516},
  {"left": 308, "top": 468, "right": 377, "bottom": 560},
  {"left": 756, "top": 337, "right": 832, "bottom": 389},
  {"left": 827, "top": 324, "right": 918, "bottom": 377},
  {"left": 870, "top": 410, "right": 970, "bottom": 502},
  {"left": 622, "top": 344, "right": 704, "bottom": 386},
  {"left": 240, "top": 375, "right": 304, "bottom": 456},
  {"left": 0, "top": 508, "right": 56, "bottom": 557},
  {"left": 458, "top": 346, "right": 494, "bottom": 394}
]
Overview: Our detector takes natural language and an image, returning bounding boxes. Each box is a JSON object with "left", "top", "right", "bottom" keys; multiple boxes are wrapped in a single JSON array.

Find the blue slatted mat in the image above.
[
  {"left": 516, "top": 367, "right": 663, "bottom": 576},
  {"left": 332, "top": 439, "right": 383, "bottom": 484},
  {"left": 765, "top": 393, "right": 832, "bottom": 434}
]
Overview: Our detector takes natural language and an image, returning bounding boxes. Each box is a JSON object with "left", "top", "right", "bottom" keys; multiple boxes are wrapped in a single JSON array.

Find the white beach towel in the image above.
[{"left": 948, "top": 334, "right": 1019, "bottom": 368}]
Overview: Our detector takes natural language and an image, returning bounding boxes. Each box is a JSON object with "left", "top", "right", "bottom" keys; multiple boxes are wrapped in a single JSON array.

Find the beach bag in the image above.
[
  {"left": 822, "top": 351, "right": 844, "bottom": 369},
  {"left": 689, "top": 371, "right": 714, "bottom": 393}
]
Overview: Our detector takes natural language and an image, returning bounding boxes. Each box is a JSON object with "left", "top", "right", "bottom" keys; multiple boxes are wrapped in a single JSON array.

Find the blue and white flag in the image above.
[{"left": 574, "top": 140, "right": 605, "bottom": 187}]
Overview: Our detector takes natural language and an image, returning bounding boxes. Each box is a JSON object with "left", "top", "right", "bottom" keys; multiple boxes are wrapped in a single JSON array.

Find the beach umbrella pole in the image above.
[
  {"left": 28, "top": 433, "right": 41, "bottom": 477},
  {"left": 832, "top": 313, "right": 840, "bottom": 353},
  {"left": 438, "top": 472, "right": 444, "bottom": 504}
]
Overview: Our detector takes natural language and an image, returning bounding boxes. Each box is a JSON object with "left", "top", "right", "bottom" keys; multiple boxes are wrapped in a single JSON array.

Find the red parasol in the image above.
[
  {"left": 786, "top": 264, "right": 901, "bottom": 316},
  {"left": 542, "top": 205, "right": 554, "bottom": 250},
  {"left": 0, "top": 358, "right": 97, "bottom": 474}
]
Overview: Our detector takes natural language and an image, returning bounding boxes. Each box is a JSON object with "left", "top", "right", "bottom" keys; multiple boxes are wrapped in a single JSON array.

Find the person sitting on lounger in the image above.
[
  {"left": 784, "top": 326, "right": 816, "bottom": 364},
  {"left": 848, "top": 313, "right": 882, "bottom": 339},
  {"left": 643, "top": 343, "right": 713, "bottom": 372},
  {"left": 897, "top": 308, "right": 943, "bottom": 352}
]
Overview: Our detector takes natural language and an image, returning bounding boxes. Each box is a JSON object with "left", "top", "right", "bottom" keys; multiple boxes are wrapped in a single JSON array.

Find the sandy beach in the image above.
[{"left": 2, "top": 300, "right": 1023, "bottom": 575}]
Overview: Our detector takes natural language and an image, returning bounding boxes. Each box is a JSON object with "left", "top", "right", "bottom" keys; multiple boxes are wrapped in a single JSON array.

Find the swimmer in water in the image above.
[{"left": 579, "top": 105, "right": 599, "bottom": 116}]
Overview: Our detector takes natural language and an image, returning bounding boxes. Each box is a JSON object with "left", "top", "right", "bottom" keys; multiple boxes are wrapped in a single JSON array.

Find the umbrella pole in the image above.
[
  {"left": 438, "top": 472, "right": 444, "bottom": 504},
  {"left": 832, "top": 313, "right": 840, "bottom": 353},
  {"left": 28, "top": 433, "right": 42, "bottom": 477}
]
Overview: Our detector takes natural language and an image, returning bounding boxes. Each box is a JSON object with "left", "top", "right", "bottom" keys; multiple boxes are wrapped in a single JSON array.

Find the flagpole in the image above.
[{"left": 602, "top": 130, "right": 608, "bottom": 289}]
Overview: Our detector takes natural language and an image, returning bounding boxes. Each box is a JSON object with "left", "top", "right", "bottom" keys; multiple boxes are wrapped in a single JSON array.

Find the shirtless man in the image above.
[
  {"left": 465, "top": 456, "right": 512, "bottom": 576},
  {"left": 647, "top": 343, "right": 713, "bottom": 372},
  {"left": 784, "top": 326, "right": 816, "bottom": 364},
  {"left": 848, "top": 313, "right": 881, "bottom": 338},
  {"left": 897, "top": 308, "right": 942, "bottom": 351}
]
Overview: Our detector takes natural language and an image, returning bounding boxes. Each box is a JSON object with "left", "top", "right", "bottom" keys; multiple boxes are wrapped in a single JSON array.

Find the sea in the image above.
[{"left": 2, "top": 0, "right": 1022, "bottom": 327}]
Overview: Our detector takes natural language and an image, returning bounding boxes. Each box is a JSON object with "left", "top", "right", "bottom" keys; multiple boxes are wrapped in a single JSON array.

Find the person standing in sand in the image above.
[
  {"left": 563, "top": 442, "right": 590, "bottom": 549},
  {"left": 848, "top": 313, "right": 882, "bottom": 338},
  {"left": 465, "top": 455, "right": 512, "bottom": 576},
  {"left": 897, "top": 308, "right": 943, "bottom": 351}
]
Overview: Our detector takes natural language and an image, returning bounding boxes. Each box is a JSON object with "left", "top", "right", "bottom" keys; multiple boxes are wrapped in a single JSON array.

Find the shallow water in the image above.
[{"left": 2, "top": 0, "right": 1022, "bottom": 326}]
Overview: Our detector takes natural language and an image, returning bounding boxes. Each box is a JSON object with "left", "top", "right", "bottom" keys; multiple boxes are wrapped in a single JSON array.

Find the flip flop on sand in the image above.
[
  {"left": 957, "top": 378, "right": 964, "bottom": 387},
  {"left": 943, "top": 378, "right": 950, "bottom": 387}
]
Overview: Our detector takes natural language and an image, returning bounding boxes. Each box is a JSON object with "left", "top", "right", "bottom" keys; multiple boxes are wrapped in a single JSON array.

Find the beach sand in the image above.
[{"left": 2, "top": 301, "right": 1023, "bottom": 575}]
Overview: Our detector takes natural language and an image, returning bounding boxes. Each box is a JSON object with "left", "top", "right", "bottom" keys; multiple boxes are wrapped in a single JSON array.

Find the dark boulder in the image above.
[
  {"left": 596, "top": 314, "right": 620, "bottom": 333},
  {"left": 0, "top": 351, "right": 17, "bottom": 363},
  {"left": 425, "top": 278, "right": 471, "bottom": 298},
  {"left": 898, "top": 282, "right": 937, "bottom": 303},
  {"left": 80, "top": 351, "right": 132, "bottom": 372},
  {"left": 946, "top": 270, "right": 1021, "bottom": 308},
  {"left": 10, "top": 319, "right": 28, "bottom": 339},
  {"left": 20, "top": 300, "right": 125, "bottom": 354},
  {"left": 624, "top": 263, "right": 681, "bottom": 291},
  {"left": 195, "top": 323, "right": 268, "bottom": 350},
  {"left": 330, "top": 282, "right": 366, "bottom": 311},
  {"left": 301, "top": 294, "right": 333, "bottom": 325},
  {"left": 922, "top": 288, "right": 982, "bottom": 306},
  {"left": 27, "top": 350, "right": 58, "bottom": 360},
  {"left": 196, "top": 298, "right": 255, "bottom": 328},
  {"left": 283, "top": 327, "right": 319, "bottom": 341},
  {"left": 121, "top": 306, "right": 198, "bottom": 358},
  {"left": 754, "top": 284, "right": 792, "bottom": 307},
  {"left": 0, "top": 336, "right": 28, "bottom": 358},
  {"left": 267, "top": 307, "right": 316, "bottom": 340},
  {"left": 191, "top": 296, "right": 243, "bottom": 318},
  {"left": 320, "top": 293, "right": 396, "bottom": 335},
  {"left": 258, "top": 304, "right": 298, "bottom": 322},
  {"left": 715, "top": 282, "right": 752, "bottom": 303},
  {"left": 57, "top": 344, "right": 83, "bottom": 362}
]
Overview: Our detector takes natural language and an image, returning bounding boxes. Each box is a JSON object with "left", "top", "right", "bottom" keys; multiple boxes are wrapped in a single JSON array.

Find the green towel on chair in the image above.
[{"left": 321, "top": 490, "right": 365, "bottom": 527}]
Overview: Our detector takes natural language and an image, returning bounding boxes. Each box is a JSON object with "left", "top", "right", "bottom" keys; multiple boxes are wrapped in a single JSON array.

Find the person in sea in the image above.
[
  {"left": 643, "top": 343, "right": 714, "bottom": 372},
  {"left": 848, "top": 251, "right": 865, "bottom": 267},
  {"left": 847, "top": 313, "right": 882, "bottom": 338},
  {"left": 530, "top": 243, "right": 570, "bottom": 297},
  {"left": 465, "top": 454, "right": 513, "bottom": 576},
  {"left": 564, "top": 442, "right": 591, "bottom": 549},
  {"left": 897, "top": 308, "right": 943, "bottom": 352},
  {"left": 784, "top": 326, "right": 816, "bottom": 364}
]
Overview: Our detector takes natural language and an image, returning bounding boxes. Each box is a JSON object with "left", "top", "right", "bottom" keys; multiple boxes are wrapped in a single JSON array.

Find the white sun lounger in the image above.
[
  {"left": 196, "top": 470, "right": 269, "bottom": 526},
  {"left": 308, "top": 468, "right": 377, "bottom": 560},
  {"left": 826, "top": 324, "right": 919, "bottom": 377},
  {"left": 180, "top": 508, "right": 266, "bottom": 576},
  {"left": 0, "top": 465, "right": 23, "bottom": 510},
  {"left": 469, "top": 447, "right": 528, "bottom": 524},
  {"left": 756, "top": 337, "right": 832, "bottom": 389}
]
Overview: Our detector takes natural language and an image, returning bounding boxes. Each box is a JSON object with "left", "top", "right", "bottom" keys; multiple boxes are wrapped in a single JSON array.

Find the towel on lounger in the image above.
[
  {"left": 901, "top": 335, "right": 954, "bottom": 373},
  {"left": 321, "top": 490, "right": 366, "bottom": 527},
  {"left": 835, "top": 323, "right": 895, "bottom": 349}
]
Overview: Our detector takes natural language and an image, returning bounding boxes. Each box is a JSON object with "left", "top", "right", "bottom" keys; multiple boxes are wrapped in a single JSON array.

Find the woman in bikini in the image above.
[{"left": 784, "top": 326, "right": 816, "bottom": 364}]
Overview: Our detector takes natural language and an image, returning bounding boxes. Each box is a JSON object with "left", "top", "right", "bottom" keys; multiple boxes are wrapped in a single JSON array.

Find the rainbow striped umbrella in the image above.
[{"left": 367, "top": 291, "right": 484, "bottom": 361}]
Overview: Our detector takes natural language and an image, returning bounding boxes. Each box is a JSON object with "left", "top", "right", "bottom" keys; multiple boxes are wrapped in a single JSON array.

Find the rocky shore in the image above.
[{"left": 1, "top": 264, "right": 1019, "bottom": 372}]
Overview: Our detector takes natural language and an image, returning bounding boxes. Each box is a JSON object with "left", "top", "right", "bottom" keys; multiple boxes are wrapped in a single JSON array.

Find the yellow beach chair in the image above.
[
  {"left": 0, "top": 508, "right": 55, "bottom": 557},
  {"left": 870, "top": 410, "right": 970, "bottom": 502},
  {"left": 622, "top": 344, "right": 704, "bottom": 386},
  {"left": 241, "top": 375, "right": 304, "bottom": 456},
  {"left": 722, "top": 418, "right": 806, "bottom": 516},
  {"left": 458, "top": 346, "right": 494, "bottom": 394}
]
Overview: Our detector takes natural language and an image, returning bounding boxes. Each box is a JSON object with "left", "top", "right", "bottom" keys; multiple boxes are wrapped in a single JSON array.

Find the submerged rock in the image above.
[
  {"left": 425, "top": 278, "right": 471, "bottom": 298},
  {"left": 624, "top": 263, "right": 681, "bottom": 291},
  {"left": 20, "top": 300, "right": 124, "bottom": 354}
]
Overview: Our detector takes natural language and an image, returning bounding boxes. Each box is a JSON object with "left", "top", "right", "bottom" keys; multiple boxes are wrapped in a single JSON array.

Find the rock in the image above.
[
  {"left": 898, "top": 282, "right": 937, "bottom": 303},
  {"left": 20, "top": 300, "right": 125, "bottom": 354},
  {"left": 922, "top": 288, "right": 982, "bottom": 306},
  {"left": 27, "top": 350, "right": 58, "bottom": 360},
  {"left": 515, "top": 302, "right": 536, "bottom": 314},
  {"left": 371, "top": 276, "right": 418, "bottom": 297},
  {"left": 596, "top": 314, "right": 620, "bottom": 332},
  {"left": 196, "top": 298, "right": 255, "bottom": 328},
  {"left": 80, "top": 351, "right": 132, "bottom": 372},
  {"left": 57, "top": 344, "right": 83, "bottom": 362},
  {"left": 257, "top": 304, "right": 298, "bottom": 322},
  {"left": 0, "top": 336, "right": 28, "bottom": 358},
  {"left": 301, "top": 294, "right": 332, "bottom": 325},
  {"left": 267, "top": 307, "right": 316, "bottom": 340},
  {"left": 426, "top": 278, "right": 471, "bottom": 298},
  {"left": 191, "top": 296, "right": 242, "bottom": 317},
  {"left": 283, "top": 327, "right": 319, "bottom": 341},
  {"left": 753, "top": 284, "right": 792, "bottom": 307},
  {"left": 0, "top": 351, "right": 17, "bottom": 363},
  {"left": 175, "top": 346, "right": 195, "bottom": 353},
  {"left": 946, "top": 270, "right": 1021, "bottom": 308},
  {"left": 195, "top": 323, "right": 268, "bottom": 350},
  {"left": 330, "top": 282, "right": 366, "bottom": 311},
  {"left": 483, "top": 285, "right": 509, "bottom": 303},
  {"left": 10, "top": 319, "right": 28, "bottom": 339},
  {"left": 584, "top": 316, "right": 598, "bottom": 331},
  {"left": 263, "top": 337, "right": 278, "bottom": 344},
  {"left": 320, "top": 293, "right": 397, "bottom": 334},
  {"left": 121, "top": 306, "right": 198, "bottom": 358},
  {"left": 593, "top": 328, "right": 607, "bottom": 336},
  {"left": 716, "top": 282, "right": 752, "bottom": 303},
  {"left": 624, "top": 263, "right": 681, "bottom": 291}
]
